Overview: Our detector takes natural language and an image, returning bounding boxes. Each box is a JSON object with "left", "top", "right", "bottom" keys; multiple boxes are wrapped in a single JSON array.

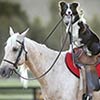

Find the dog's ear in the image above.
[
  {"left": 59, "top": 1, "right": 66, "bottom": 8},
  {"left": 72, "top": 2, "right": 79, "bottom": 8},
  {"left": 58, "top": 1, "right": 66, "bottom": 17}
]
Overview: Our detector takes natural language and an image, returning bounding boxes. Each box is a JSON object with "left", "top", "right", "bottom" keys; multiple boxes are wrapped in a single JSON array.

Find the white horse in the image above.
[{"left": 0, "top": 27, "right": 100, "bottom": 100}]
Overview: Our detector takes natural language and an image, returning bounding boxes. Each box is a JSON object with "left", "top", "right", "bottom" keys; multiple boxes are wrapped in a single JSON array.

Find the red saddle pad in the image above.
[{"left": 65, "top": 53, "right": 100, "bottom": 78}]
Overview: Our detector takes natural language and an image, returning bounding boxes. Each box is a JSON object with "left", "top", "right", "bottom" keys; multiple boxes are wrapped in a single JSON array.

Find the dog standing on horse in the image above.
[{"left": 59, "top": 1, "right": 100, "bottom": 100}]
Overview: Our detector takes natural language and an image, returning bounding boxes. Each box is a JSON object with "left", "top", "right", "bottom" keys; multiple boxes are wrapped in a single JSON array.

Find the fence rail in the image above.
[{"left": 0, "top": 86, "right": 43, "bottom": 100}]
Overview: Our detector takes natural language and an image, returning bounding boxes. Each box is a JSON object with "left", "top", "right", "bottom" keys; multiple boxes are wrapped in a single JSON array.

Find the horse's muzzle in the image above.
[{"left": 0, "top": 67, "right": 13, "bottom": 78}]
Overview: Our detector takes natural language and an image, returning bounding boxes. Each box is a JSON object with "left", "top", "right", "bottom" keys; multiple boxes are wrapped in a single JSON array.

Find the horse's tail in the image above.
[{"left": 19, "top": 64, "right": 28, "bottom": 88}]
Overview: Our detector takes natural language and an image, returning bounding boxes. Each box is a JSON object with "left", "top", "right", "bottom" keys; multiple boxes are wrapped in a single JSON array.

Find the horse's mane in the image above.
[{"left": 25, "top": 37, "right": 61, "bottom": 54}]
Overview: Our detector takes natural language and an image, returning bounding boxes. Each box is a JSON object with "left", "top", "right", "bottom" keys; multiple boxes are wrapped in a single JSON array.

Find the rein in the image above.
[
  {"left": 67, "top": 15, "right": 75, "bottom": 61},
  {"left": 42, "top": 17, "right": 63, "bottom": 44},
  {"left": 14, "top": 32, "right": 68, "bottom": 80},
  {"left": 3, "top": 17, "right": 69, "bottom": 80},
  {"left": 15, "top": 16, "right": 70, "bottom": 80}
]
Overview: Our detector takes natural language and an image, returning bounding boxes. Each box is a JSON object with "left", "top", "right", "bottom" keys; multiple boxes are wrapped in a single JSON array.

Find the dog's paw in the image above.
[{"left": 83, "top": 47, "right": 92, "bottom": 56}]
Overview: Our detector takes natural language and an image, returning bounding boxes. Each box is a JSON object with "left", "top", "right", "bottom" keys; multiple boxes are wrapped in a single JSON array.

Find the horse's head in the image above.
[{"left": 0, "top": 27, "right": 29, "bottom": 78}]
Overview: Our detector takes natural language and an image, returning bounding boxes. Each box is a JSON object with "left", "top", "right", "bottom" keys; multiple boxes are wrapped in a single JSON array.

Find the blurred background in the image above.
[
  {"left": 0, "top": 0, "right": 100, "bottom": 100},
  {"left": 0, "top": 0, "right": 100, "bottom": 61}
]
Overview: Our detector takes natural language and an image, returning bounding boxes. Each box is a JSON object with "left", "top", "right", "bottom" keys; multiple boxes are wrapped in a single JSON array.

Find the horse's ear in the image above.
[
  {"left": 21, "top": 28, "right": 29, "bottom": 37},
  {"left": 9, "top": 27, "right": 15, "bottom": 36}
]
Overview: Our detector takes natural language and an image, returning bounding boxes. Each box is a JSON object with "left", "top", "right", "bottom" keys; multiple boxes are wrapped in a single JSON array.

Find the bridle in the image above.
[
  {"left": 2, "top": 17, "right": 67, "bottom": 80},
  {"left": 3, "top": 40, "right": 27, "bottom": 69}
]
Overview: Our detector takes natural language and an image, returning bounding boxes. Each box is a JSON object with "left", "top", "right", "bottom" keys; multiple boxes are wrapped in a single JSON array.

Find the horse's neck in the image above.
[{"left": 24, "top": 38, "right": 59, "bottom": 83}]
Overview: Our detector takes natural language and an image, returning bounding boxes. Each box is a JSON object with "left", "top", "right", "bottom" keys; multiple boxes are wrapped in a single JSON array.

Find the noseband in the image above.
[{"left": 3, "top": 40, "right": 27, "bottom": 69}]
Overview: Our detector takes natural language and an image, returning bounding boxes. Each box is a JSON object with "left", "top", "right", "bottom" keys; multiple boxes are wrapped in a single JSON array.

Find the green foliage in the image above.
[
  {"left": 0, "top": 2, "right": 29, "bottom": 25},
  {"left": 29, "top": 17, "right": 46, "bottom": 43},
  {"left": 0, "top": 1, "right": 29, "bottom": 61}
]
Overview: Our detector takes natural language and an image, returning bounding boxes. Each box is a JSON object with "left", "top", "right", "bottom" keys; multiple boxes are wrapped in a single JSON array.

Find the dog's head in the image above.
[{"left": 59, "top": 1, "right": 79, "bottom": 25}]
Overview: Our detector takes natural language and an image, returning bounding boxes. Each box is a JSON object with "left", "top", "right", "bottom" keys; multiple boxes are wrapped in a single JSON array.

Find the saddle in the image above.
[{"left": 73, "top": 48, "right": 100, "bottom": 99}]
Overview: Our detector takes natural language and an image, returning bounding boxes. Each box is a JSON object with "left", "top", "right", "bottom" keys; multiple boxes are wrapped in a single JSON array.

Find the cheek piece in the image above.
[{"left": 3, "top": 40, "right": 27, "bottom": 69}]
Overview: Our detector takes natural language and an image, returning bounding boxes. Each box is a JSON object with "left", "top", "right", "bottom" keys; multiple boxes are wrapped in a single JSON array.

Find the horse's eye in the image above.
[{"left": 12, "top": 47, "right": 18, "bottom": 52}]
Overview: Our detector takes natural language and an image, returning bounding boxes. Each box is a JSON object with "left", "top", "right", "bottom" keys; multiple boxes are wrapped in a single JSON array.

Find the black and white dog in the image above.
[{"left": 59, "top": 1, "right": 100, "bottom": 56}]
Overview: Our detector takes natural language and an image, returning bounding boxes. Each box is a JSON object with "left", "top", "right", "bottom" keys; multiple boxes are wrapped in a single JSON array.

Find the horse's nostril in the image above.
[
  {"left": 2, "top": 70, "right": 5, "bottom": 74},
  {"left": 0, "top": 69, "right": 6, "bottom": 77},
  {"left": 0, "top": 67, "right": 13, "bottom": 78}
]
